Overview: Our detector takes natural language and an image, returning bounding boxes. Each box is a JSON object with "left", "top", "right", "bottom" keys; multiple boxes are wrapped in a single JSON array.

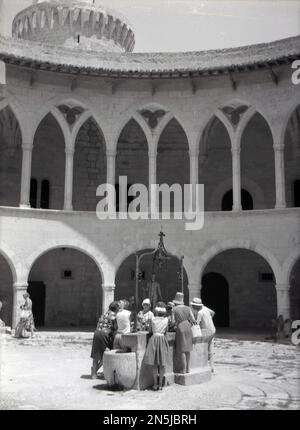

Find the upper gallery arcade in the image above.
[{"left": 0, "top": 0, "right": 299, "bottom": 330}]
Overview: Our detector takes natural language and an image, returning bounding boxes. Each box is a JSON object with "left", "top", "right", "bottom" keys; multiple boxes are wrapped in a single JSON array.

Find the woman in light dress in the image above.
[
  {"left": 143, "top": 301, "right": 170, "bottom": 391},
  {"left": 137, "top": 298, "right": 154, "bottom": 331},
  {"left": 15, "top": 293, "right": 35, "bottom": 338}
]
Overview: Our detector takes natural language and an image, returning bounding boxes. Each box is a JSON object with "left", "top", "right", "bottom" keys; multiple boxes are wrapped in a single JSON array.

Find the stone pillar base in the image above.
[{"left": 174, "top": 367, "right": 212, "bottom": 386}]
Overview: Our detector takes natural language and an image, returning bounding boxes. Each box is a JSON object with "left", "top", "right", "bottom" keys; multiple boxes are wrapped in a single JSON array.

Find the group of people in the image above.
[{"left": 90, "top": 291, "right": 216, "bottom": 391}]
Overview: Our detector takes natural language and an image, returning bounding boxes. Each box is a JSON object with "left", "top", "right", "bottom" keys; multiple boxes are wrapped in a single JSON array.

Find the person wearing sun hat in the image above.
[
  {"left": 190, "top": 297, "right": 216, "bottom": 373},
  {"left": 172, "top": 292, "right": 196, "bottom": 374},
  {"left": 166, "top": 301, "right": 176, "bottom": 332},
  {"left": 137, "top": 298, "right": 154, "bottom": 331}
]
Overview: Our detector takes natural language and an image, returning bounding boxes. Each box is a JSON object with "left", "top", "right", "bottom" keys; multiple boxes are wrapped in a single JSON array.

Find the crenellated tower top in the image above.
[{"left": 12, "top": 0, "right": 135, "bottom": 53}]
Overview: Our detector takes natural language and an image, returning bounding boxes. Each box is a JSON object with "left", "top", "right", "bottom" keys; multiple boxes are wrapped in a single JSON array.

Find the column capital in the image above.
[
  {"left": 106, "top": 151, "right": 116, "bottom": 158},
  {"left": 65, "top": 148, "right": 74, "bottom": 156},
  {"left": 102, "top": 284, "right": 116, "bottom": 292},
  {"left": 13, "top": 283, "right": 28, "bottom": 291},
  {"left": 148, "top": 151, "right": 157, "bottom": 159},
  {"left": 273, "top": 143, "right": 285, "bottom": 152},
  {"left": 22, "top": 142, "right": 33, "bottom": 151},
  {"left": 275, "top": 283, "right": 290, "bottom": 292},
  {"left": 189, "top": 149, "right": 199, "bottom": 158},
  {"left": 231, "top": 146, "right": 241, "bottom": 156}
]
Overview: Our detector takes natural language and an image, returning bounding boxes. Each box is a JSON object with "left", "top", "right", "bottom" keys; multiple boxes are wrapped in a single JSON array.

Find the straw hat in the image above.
[
  {"left": 190, "top": 297, "right": 203, "bottom": 307},
  {"left": 172, "top": 292, "right": 184, "bottom": 305}
]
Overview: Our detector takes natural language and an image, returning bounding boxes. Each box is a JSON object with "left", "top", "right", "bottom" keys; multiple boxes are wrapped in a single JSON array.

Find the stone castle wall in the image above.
[{"left": 0, "top": 62, "right": 299, "bottom": 328}]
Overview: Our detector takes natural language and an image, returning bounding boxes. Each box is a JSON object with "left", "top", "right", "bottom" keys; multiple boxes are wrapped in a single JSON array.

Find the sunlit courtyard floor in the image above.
[{"left": 0, "top": 329, "right": 299, "bottom": 410}]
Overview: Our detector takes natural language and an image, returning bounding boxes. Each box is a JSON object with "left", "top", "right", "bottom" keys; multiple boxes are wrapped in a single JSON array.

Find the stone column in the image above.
[
  {"left": 189, "top": 152, "right": 199, "bottom": 211},
  {"left": 149, "top": 152, "right": 157, "bottom": 214},
  {"left": 12, "top": 284, "right": 28, "bottom": 330},
  {"left": 106, "top": 151, "right": 116, "bottom": 188},
  {"left": 102, "top": 284, "right": 115, "bottom": 313},
  {"left": 276, "top": 284, "right": 291, "bottom": 320},
  {"left": 63, "top": 148, "right": 74, "bottom": 211},
  {"left": 273, "top": 143, "right": 286, "bottom": 209},
  {"left": 20, "top": 143, "right": 33, "bottom": 208},
  {"left": 231, "top": 146, "right": 241, "bottom": 211}
]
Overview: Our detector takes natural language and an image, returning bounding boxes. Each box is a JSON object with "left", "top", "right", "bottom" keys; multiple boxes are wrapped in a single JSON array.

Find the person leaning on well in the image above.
[
  {"left": 190, "top": 297, "right": 216, "bottom": 373},
  {"left": 90, "top": 301, "right": 119, "bottom": 379},
  {"left": 113, "top": 299, "right": 132, "bottom": 350}
]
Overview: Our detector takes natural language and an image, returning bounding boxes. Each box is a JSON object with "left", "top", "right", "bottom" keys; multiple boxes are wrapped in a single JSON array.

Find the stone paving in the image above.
[{"left": 0, "top": 330, "right": 299, "bottom": 410}]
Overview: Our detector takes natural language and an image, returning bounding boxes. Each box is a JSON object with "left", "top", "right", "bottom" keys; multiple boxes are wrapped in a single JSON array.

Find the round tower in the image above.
[{"left": 12, "top": 0, "right": 135, "bottom": 52}]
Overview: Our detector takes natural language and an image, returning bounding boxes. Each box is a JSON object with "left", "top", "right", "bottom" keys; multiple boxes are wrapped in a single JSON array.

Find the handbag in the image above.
[{"left": 191, "top": 324, "right": 202, "bottom": 338}]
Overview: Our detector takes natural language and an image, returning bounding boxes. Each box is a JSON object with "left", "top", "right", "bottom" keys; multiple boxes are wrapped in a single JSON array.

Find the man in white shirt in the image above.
[
  {"left": 190, "top": 298, "right": 216, "bottom": 373},
  {"left": 197, "top": 306, "right": 216, "bottom": 336}
]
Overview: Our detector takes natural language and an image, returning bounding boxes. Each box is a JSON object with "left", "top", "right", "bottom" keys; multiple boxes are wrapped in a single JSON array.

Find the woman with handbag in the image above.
[
  {"left": 14, "top": 293, "right": 35, "bottom": 338},
  {"left": 23, "top": 293, "right": 35, "bottom": 337}
]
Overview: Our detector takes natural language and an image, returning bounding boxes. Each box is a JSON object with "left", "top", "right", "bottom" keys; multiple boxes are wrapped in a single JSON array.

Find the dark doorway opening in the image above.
[
  {"left": 222, "top": 189, "right": 254, "bottom": 211},
  {"left": 40, "top": 179, "right": 50, "bottom": 209},
  {"left": 28, "top": 281, "right": 46, "bottom": 327},
  {"left": 293, "top": 180, "right": 300, "bottom": 207},
  {"left": 30, "top": 178, "right": 38, "bottom": 208},
  {"left": 115, "top": 183, "right": 134, "bottom": 212},
  {"left": 201, "top": 272, "right": 230, "bottom": 327}
]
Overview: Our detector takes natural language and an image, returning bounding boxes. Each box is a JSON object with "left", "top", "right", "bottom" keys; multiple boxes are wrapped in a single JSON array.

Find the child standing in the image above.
[{"left": 143, "top": 301, "right": 169, "bottom": 391}]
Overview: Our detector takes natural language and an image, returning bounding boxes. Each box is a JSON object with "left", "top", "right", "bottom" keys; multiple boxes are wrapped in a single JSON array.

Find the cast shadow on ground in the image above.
[
  {"left": 80, "top": 374, "right": 105, "bottom": 380},
  {"left": 93, "top": 384, "right": 125, "bottom": 392}
]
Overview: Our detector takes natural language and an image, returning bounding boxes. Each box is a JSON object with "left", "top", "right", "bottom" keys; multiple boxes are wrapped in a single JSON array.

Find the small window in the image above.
[
  {"left": 62, "top": 270, "right": 73, "bottom": 280},
  {"left": 115, "top": 184, "right": 135, "bottom": 212},
  {"left": 130, "top": 269, "right": 145, "bottom": 281},
  {"left": 259, "top": 273, "right": 274, "bottom": 282}
]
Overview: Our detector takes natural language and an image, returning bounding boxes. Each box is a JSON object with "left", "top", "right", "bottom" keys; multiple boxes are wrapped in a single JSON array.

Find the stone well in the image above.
[{"left": 103, "top": 331, "right": 212, "bottom": 390}]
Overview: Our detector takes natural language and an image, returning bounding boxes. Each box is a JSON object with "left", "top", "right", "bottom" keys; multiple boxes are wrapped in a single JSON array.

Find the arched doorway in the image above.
[
  {"left": 115, "top": 119, "right": 148, "bottom": 211},
  {"left": 222, "top": 189, "right": 254, "bottom": 211},
  {"left": 293, "top": 180, "right": 300, "bottom": 207},
  {"left": 241, "top": 112, "right": 275, "bottom": 208},
  {"left": 290, "top": 257, "right": 300, "bottom": 320},
  {"left": 284, "top": 106, "right": 300, "bottom": 207},
  {"left": 32, "top": 113, "right": 65, "bottom": 209},
  {"left": 73, "top": 117, "right": 106, "bottom": 211},
  {"left": 28, "top": 248, "right": 102, "bottom": 327},
  {"left": 202, "top": 273, "right": 230, "bottom": 327},
  {"left": 0, "top": 106, "right": 22, "bottom": 207},
  {"left": 157, "top": 119, "right": 189, "bottom": 213},
  {"left": 115, "top": 249, "right": 189, "bottom": 308},
  {"left": 199, "top": 116, "right": 232, "bottom": 211},
  {"left": 0, "top": 253, "right": 14, "bottom": 327},
  {"left": 202, "top": 248, "right": 277, "bottom": 329}
]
